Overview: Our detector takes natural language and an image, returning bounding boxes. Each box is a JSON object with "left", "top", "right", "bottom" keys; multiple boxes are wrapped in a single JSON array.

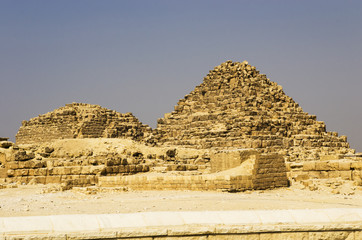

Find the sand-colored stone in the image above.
[
  {"left": 153, "top": 60, "right": 354, "bottom": 162},
  {"left": 16, "top": 103, "right": 152, "bottom": 145},
  {"left": 1, "top": 208, "right": 362, "bottom": 239},
  {"left": 0, "top": 60, "right": 360, "bottom": 191}
]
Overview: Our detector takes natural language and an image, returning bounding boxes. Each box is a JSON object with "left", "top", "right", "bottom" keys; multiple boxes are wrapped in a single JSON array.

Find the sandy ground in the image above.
[{"left": 0, "top": 185, "right": 361, "bottom": 217}]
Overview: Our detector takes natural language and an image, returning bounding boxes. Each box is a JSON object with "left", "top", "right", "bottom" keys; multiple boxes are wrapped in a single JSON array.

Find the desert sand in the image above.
[{"left": 1, "top": 184, "right": 361, "bottom": 217}]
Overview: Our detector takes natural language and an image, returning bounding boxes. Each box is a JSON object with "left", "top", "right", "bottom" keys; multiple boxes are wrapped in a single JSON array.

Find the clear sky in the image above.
[{"left": 1, "top": 0, "right": 361, "bottom": 152}]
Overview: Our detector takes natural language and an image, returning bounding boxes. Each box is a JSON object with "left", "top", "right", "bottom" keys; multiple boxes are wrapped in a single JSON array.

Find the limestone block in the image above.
[
  {"left": 34, "top": 168, "right": 47, "bottom": 176},
  {"left": 89, "top": 165, "right": 105, "bottom": 175},
  {"left": 14, "top": 169, "right": 28, "bottom": 176},
  {"left": 210, "top": 150, "right": 257, "bottom": 173},
  {"left": 13, "top": 150, "right": 35, "bottom": 161},
  {"left": 260, "top": 232, "right": 308, "bottom": 240},
  {"left": 28, "top": 169, "right": 35, "bottom": 176},
  {"left": 7, "top": 161, "right": 19, "bottom": 169},
  {"left": 46, "top": 176, "right": 61, "bottom": 184},
  {"left": 328, "top": 171, "right": 340, "bottom": 178},
  {"left": 355, "top": 231, "right": 362, "bottom": 240},
  {"left": 352, "top": 170, "right": 362, "bottom": 182},
  {"left": 308, "top": 231, "right": 354, "bottom": 240},
  {"left": 71, "top": 166, "right": 82, "bottom": 175},
  {"left": 29, "top": 176, "right": 46, "bottom": 184},
  {"left": 315, "top": 161, "right": 329, "bottom": 171},
  {"left": 340, "top": 171, "right": 352, "bottom": 180},
  {"left": 66, "top": 231, "right": 117, "bottom": 240},
  {"left": 351, "top": 161, "right": 362, "bottom": 170},
  {"left": 154, "top": 236, "right": 206, "bottom": 240},
  {"left": 303, "top": 161, "right": 316, "bottom": 171},
  {"left": 339, "top": 161, "right": 351, "bottom": 171},
  {"left": 320, "top": 154, "right": 342, "bottom": 160},
  {"left": 0, "top": 152, "right": 6, "bottom": 163},
  {"left": 7, "top": 169, "right": 15, "bottom": 177}
]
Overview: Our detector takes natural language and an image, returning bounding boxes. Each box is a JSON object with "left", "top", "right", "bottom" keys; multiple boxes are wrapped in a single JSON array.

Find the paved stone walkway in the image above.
[{"left": 1, "top": 208, "right": 362, "bottom": 239}]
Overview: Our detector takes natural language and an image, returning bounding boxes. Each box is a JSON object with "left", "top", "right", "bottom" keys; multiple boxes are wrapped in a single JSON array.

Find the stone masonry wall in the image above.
[
  {"left": 154, "top": 60, "right": 354, "bottom": 162},
  {"left": 16, "top": 103, "right": 152, "bottom": 145},
  {"left": 99, "top": 153, "right": 289, "bottom": 191},
  {"left": 0, "top": 143, "right": 151, "bottom": 187}
]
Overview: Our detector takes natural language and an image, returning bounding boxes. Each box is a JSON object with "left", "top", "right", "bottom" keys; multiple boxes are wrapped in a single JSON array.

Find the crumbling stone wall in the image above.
[
  {"left": 154, "top": 60, "right": 354, "bottom": 162},
  {"left": 16, "top": 103, "right": 152, "bottom": 145},
  {"left": 99, "top": 152, "right": 289, "bottom": 191},
  {"left": 0, "top": 143, "right": 150, "bottom": 187}
]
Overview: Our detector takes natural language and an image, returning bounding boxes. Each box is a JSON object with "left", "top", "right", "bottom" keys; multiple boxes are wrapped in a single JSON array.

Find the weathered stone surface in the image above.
[
  {"left": 4, "top": 60, "right": 360, "bottom": 190},
  {"left": 0, "top": 140, "right": 13, "bottom": 148},
  {"left": 153, "top": 60, "right": 354, "bottom": 162},
  {"left": 1, "top": 209, "right": 361, "bottom": 239},
  {"left": 16, "top": 103, "right": 152, "bottom": 145}
]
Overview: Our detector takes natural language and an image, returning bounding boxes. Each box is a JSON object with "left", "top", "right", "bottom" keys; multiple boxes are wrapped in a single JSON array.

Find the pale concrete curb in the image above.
[{"left": 0, "top": 208, "right": 362, "bottom": 239}]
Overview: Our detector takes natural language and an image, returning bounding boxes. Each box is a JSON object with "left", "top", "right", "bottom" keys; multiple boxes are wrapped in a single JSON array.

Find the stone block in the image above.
[
  {"left": 7, "top": 161, "right": 19, "bottom": 169},
  {"left": 351, "top": 161, "right": 362, "bottom": 170},
  {"left": 81, "top": 166, "right": 91, "bottom": 175},
  {"left": 29, "top": 176, "right": 46, "bottom": 184},
  {"left": 352, "top": 170, "right": 362, "bottom": 182},
  {"left": 7, "top": 169, "right": 15, "bottom": 177},
  {"left": 260, "top": 232, "right": 308, "bottom": 240},
  {"left": 328, "top": 171, "right": 340, "bottom": 178},
  {"left": 355, "top": 231, "right": 362, "bottom": 240},
  {"left": 209, "top": 234, "right": 259, "bottom": 240},
  {"left": 308, "top": 231, "right": 354, "bottom": 240},
  {"left": 71, "top": 166, "right": 82, "bottom": 175},
  {"left": 340, "top": 171, "right": 352, "bottom": 180},
  {"left": 320, "top": 154, "right": 342, "bottom": 160},
  {"left": 46, "top": 175, "right": 61, "bottom": 184},
  {"left": 303, "top": 161, "right": 315, "bottom": 171},
  {"left": 14, "top": 150, "right": 35, "bottom": 161},
  {"left": 339, "top": 161, "right": 351, "bottom": 171},
  {"left": 14, "top": 169, "right": 28, "bottom": 176},
  {"left": 0, "top": 152, "right": 6, "bottom": 163},
  {"left": 155, "top": 236, "right": 207, "bottom": 240},
  {"left": 210, "top": 149, "right": 257, "bottom": 173},
  {"left": 315, "top": 161, "right": 329, "bottom": 171}
]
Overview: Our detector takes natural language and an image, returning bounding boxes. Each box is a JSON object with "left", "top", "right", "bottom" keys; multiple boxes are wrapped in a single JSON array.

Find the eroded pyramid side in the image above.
[
  {"left": 16, "top": 103, "right": 152, "bottom": 145},
  {"left": 153, "top": 60, "right": 353, "bottom": 161}
]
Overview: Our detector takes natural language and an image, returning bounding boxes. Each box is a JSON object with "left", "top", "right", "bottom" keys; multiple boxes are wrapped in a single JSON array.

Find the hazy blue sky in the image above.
[{"left": 1, "top": 1, "right": 361, "bottom": 151}]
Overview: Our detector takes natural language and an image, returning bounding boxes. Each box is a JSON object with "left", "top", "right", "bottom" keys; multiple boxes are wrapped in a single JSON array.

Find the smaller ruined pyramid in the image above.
[
  {"left": 154, "top": 60, "right": 353, "bottom": 161},
  {"left": 16, "top": 103, "right": 152, "bottom": 144}
]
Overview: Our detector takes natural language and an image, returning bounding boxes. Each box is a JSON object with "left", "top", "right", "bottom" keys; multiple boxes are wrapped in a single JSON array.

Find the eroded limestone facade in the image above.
[
  {"left": 154, "top": 60, "right": 354, "bottom": 162},
  {"left": 16, "top": 103, "right": 152, "bottom": 144},
  {"left": 1, "top": 60, "right": 360, "bottom": 191}
]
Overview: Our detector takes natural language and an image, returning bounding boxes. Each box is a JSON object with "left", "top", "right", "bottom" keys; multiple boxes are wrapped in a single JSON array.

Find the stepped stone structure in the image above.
[
  {"left": 1, "top": 60, "right": 360, "bottom": 191},
  {"left": 16, "top": 103, "right": 152, "bottom": 145},
  {"left": 154, "top": 60, "right": 354, "bottom": 162}
]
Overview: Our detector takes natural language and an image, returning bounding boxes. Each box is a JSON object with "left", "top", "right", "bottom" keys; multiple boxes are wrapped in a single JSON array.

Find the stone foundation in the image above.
[
  {"left": 288, "top": 159, "right": 362, "bottom": 184},
  {"left": 99, "top": 152, "right": 288, "bottom": 191}
]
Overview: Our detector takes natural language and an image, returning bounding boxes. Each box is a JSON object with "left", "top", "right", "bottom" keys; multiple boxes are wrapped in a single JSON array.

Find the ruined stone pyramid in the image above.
[
  {"left": 154, "top": 60, "right": 353, "bottom": 162},
  {"left": 16, "top": 103, "right": 152, "bottom": 144}
]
